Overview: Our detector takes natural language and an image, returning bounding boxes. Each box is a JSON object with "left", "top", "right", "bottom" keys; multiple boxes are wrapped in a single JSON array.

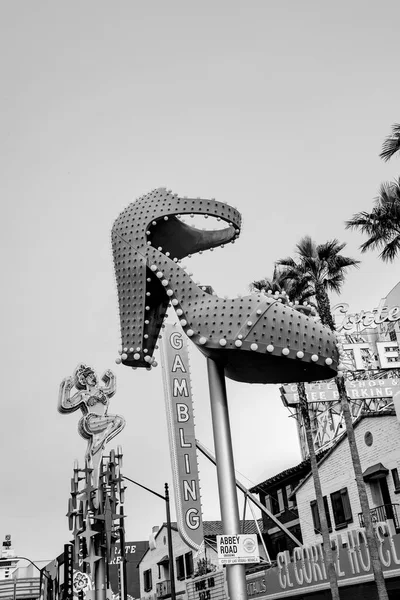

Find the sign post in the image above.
[{"left": 207, "top": 358, "right": 248, "bottom": 599}]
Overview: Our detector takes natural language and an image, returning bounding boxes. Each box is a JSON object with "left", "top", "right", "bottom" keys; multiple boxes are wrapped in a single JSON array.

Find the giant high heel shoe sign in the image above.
[
  {"left": 111, "top": 188, "right": 339, "bottom": 600},
  {"left": 112, "top": 188, "right": 338, "bottom": 380}
]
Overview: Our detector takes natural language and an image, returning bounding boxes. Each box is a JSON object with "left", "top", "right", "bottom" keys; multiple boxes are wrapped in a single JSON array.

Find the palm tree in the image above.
[
  {"left": 346, "top": 122, "right": 400, "bottom": 262},
  {"left": 250, "top": 268, "right": 341, "bottom": 600},
  {"left": 346, "top": 179, "right": 400, "bottom": 262},
  {"left": 251, "top": 266, "right": 315, "bottom": 305},
  {"left": 278, "top": 237, "right": 389, "bottom": 600}
]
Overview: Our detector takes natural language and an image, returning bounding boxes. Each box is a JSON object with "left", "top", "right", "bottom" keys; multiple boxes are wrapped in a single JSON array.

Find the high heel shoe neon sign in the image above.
[{"left": 112, "top": 188, "right": 338, "bottom": 383}]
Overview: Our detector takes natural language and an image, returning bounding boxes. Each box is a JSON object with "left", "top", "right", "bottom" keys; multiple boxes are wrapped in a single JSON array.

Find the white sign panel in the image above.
[{"left": 217, "top": 534, "right": 260, "bottom": 565}]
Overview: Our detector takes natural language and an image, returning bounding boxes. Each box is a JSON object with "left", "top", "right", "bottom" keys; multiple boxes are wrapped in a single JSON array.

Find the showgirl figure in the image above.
[{"left": 58, "top": 364, "right": 125, "bottom": 499}]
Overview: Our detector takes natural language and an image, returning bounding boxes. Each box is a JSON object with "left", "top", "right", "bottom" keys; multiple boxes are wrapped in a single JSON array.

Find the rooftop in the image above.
[
  {"left": 250, "top": 410, "right": 396, "bottom": 495},
  {"left": 249, "top": 448, "right": 330, "bottom": 494}
]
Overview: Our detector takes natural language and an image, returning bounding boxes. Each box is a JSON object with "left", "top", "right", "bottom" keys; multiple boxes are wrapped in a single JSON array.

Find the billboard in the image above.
[
  {"left": 281, "top": 378, "right": 400, "bottom": 406},
  {"left": 108, "top": 541, "right": 148, "bottom": 600},
  {"left": 161, "top": 322, "right": 204, "bottom": 550},
  {"left": 332, "top": 301, "right": 400, "bottom": 373}
]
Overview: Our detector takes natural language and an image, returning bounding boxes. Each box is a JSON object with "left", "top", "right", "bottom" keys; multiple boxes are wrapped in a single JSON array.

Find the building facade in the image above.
[
  {"left": 295, "top": 411, "right": 400, "bottom": 546},
  {"left": 138, "top": 520, "right": 267, "bottom": 600},
  {"left": 249, "top": 457, "right": 318, "bottom": 558},
  {"left": 0, "top": 535, "right": 46, "bottom": 600}
]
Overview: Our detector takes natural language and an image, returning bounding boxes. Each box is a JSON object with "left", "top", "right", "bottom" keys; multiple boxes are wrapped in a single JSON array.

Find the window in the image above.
[
  {"left": 143, "top": 569, "right": 152, "bottom": 592},
  {"left": 364, "top": 431, "right": 373, "bottom": 447},
  {"left": 185, "top": 552, "right": 194, "bottom": 578},
  {"left": 264, "top": 494, "right": 272, "bottom": 513},
  {"left": 268, "top": 489, "right": 285, "bottom": 515},
  {"left": 176, "top": 552, "right": 194, "bottom": 580},
  {"left": 392, "top": 468, "right": 400, "bottom": 492},
  {"left": 330, "top": 488, "right": 353, "bottom": 528},
  {"left": 310, "top": 497, "right": 332, "bottom": 534},
  {"left": 286, "top": 484, "right": 296, "bottom": 509},
  {"left": 267, "top": 490, "right": 279, "bottom": 515},
  {"left": 277, "top": 489, "right": 285, "bottom": 513},
  {"left": 176, "top": 555, "right": 185, "bottom": 581}
]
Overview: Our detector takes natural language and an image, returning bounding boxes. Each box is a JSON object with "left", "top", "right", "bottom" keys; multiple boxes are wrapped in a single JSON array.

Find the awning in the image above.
[
  {"left": 362, "top": 463, "right": 389, "bottom": 481},
  {"left": 157, "top": 555, "right": 169, "bottom": 565}
]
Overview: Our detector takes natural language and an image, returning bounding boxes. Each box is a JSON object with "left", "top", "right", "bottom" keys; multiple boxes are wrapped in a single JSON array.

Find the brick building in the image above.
[{"left": 295, "top": 410, "right": 400, "bottom": 546}]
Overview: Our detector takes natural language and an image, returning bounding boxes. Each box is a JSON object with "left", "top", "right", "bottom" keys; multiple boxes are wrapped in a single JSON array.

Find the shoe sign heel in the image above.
[{"left": 112, "top": 188, "right": 338, "bottom": 383}]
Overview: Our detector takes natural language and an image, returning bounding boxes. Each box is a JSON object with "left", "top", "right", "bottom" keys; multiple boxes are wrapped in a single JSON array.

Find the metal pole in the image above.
[
  {"left": 119, "top": 506, "right": 128, "bottom": 600},
  {"left": 165, "top": 483, "right": 176, "bottom": 600},
  {"left": 206, "top": 358, "right": 248, "bottom": 600},
  {"left": 95, "top": 542, "right": 106, "bottom": 600}
]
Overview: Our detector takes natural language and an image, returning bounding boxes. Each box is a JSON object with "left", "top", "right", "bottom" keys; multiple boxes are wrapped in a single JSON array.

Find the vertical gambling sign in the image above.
[{"left": 161, "top": 322, "right": 204, "bottom": 550}]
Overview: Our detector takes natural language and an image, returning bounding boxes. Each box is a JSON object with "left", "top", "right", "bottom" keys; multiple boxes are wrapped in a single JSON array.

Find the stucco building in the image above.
[{"left": 138, "top": 520, "right": 267, "bottom": 599}]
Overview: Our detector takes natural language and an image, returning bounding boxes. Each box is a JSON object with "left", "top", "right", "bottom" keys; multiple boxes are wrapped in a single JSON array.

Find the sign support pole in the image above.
[
  {"left": 165, "top": 483, "right": 177, "bottom": 600},
  {"left": 95, "top": 552, "right": 106, "bottom": 600},
  {"left": 207, "top": 357, "right": 247, "bottom": 600}
]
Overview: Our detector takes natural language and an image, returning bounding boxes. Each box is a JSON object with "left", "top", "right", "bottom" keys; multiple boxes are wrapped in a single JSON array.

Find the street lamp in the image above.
[{"left": 122, "top": 477, "right": 176, "bottom": 600}]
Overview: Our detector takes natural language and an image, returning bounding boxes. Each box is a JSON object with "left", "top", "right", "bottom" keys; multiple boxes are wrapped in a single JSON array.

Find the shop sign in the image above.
[
  {"left": 161, "top": 323, "right": 204, "bottom": 550},
  {"left": 246, "top": 572, "right": 267, "bottom": 598},
  {"left": 217, "top": 534, "right": 260, "bottom": 565},
  {"left": 63, "top": 544, "right": 74, "bottom": 600},
  {"left": 281, "top": 378, "right": 400, "bottom": 405},
  {"left": 247, "top": 523, "right": 400, "bottom": 597},
  {"left": 333, "top": 300, "right": 400, "bottom": 333},
  {"left": 186, "top": 570, "right": 225, "bottom": 600}
]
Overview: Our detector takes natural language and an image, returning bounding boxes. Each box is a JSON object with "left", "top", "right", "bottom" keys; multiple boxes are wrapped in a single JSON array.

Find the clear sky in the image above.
[{"left": 1, "top": 1, "right": 400, "bottom": 563}]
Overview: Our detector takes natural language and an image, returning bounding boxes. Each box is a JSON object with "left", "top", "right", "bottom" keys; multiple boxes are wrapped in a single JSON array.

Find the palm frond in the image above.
[
  {"left": 324, "top": 272, "right": 345, "bottom": 295},
  {"left": 359, "top": 231, "right": 391, "bottom": 253},
  {"left": 276, "top": 256, "right": 298, "bottom": 269},
  {"left": 380, "top": 234, "right": 400, "bottom": 262},
  {"left": 380, "top": 123, "right": 400, "bottom": 162},
  {"left": 345, "top": 211, "right": 378, "bottom": 233},
  {"left": 326, "top": 254, "right": 360, "bottom": 271},
  {"left": 250, "top": 278, "right": 277, "bottom": 293},
  {"left": 317, "top": 239, "right": 346, "bottom": 261},
  {"left": 295, "top": 236, "right": 316, "bottom": 259}
]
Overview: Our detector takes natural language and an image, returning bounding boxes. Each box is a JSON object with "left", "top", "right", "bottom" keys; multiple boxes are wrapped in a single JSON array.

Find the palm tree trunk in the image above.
[
  {"left": 315, "top": 282, "right": 336, "bottom": 330},
  {"left": 298, "top": 381, "right": 340, "bottom": 600},
  {"left": 336, "top": 376, "right": 389, "bottom": 600},
  {"left": 317, "top": 288, "right": 389, "bottom": 600}
]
